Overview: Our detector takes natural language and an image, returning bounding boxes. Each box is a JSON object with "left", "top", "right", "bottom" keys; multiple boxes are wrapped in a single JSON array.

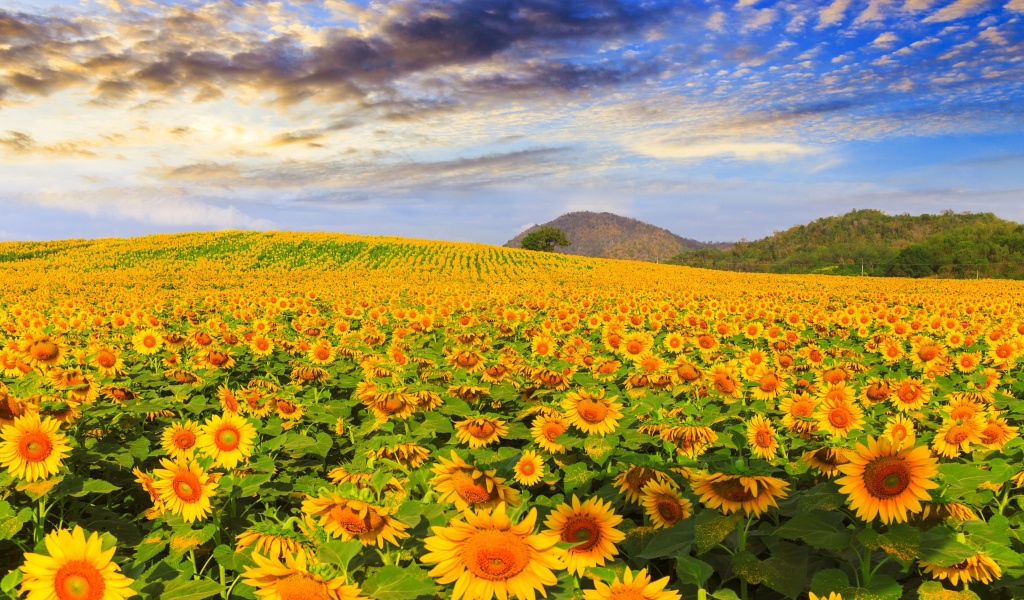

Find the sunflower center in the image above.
[
  {"left": 676, "top": 364, "right": 699, "bottom": 382},
  {"left": 96, "top": 352, "right": 116, "bottom": 368},
  {"left": 32, "top": 341, "right": 60, "bottom": 361},
  {"left": 316, "top": 348, "right": 330, "bottom": 360},
  {"left": 945, "top": 426, "right": 970, "bottom": 444},
  {"left": 828, "top": 407, "right": 852, "bottom": 428},
  {"left": 519, "top": 461, "right": 535, "bottom": 475},
  {"left": 19, "top": 432, "right": 53, "bottom": 462},
  {"left": 625, "top": 341, "right": 644, "bottom": 355},
  {"left": 172, "top": 472, "right": 203, "bottom": 503},
  {"left": 862, "top": 456, "right": 911, "bottom": 499},
  {"left": 54, "top": 560, "right": 104, "bottom": 600},
  {"left": 996, "top": 345, "right": 1012, "bottom": 358},
  {"left": 467, "top": 421, "right": 496, "bottom": 438},
  {"left": 759, "top": 375, "right": 779, "bottom": 392},
  {"left": 277, "top": 573, "right": 330, "bottom": 600},
  {"left": 173, "top": 430, "right": 196, "bottom": 449},
  {"left": 561, "top": 516, "right": 601, "bottom": 551},
  {"left": 329, "top": 505, "right": 372, "bottom": 534},
  {"left": 451, "top": 470, "right": 496, "bottom": 505},
  {"left": 216, "top": 427, "right": 240, "bottom": 451},
  {"left": 656, "top": 497, "right": 684, "bottom": 524},
  {"left": 898, "top": 385, "right": 920, "bottom": 402},
  {"left": 143, "top": 336, "right": 157, "bottom": 348},
  {"left": 710, "top": 479, "right": 755, "bottom": 503},
  {"left": 754, "top": 429, "right": 773, "bottom": 448},
  {"left": 462, "top": 530, "right": 530, "bottom": 581},
  {"left": 867, "top": 384, "right": 890, "bottom": 401},
  {"left": 918, "top": 346, "right": 939, "bottom": 361},
  {"left": 577, "top": 399, "right": 609, "bottom": 424},
  {"left": 698, "top": 336, "right": 715, "bottom": 349}
]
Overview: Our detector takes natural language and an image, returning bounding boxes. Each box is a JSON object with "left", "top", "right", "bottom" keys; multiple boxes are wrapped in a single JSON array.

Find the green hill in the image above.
[{"left": 666, "top": 209, "right": 1024, "bottom": 279}]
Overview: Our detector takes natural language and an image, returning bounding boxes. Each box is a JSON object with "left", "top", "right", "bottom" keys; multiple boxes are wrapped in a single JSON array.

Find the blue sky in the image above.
[{"left": 0, "top": 0, "right": 1022, "bottom": 244}]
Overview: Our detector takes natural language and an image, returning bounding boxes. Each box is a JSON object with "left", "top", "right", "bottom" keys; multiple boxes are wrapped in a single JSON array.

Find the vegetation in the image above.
[
  {"left": 667, "top": 209, "right": 1024, "bottom": 278},
  {"left": 0, "top": 231, "right": 1023, "bottom": 600},
  {"left": 520, "top": 226, "right": 571, "bottom": 252}
]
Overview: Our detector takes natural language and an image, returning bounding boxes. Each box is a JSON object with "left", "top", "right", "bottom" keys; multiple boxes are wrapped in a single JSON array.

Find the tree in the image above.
[{"left": 521, "top": 226, "right": 570, "bottom": 252}]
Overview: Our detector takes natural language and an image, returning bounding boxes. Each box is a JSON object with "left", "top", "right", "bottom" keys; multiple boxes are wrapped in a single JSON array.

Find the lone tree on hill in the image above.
[{"left": 521, "top": 226, "right": 571, "bottom": 252}]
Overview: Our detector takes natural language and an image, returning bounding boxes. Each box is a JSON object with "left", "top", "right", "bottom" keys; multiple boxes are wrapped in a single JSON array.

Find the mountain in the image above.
[
  {"left": 504, "top": 211, "right": 728, "bottom": 262},
  {"left": 666, "top": 209, "right": 1024, "bottom": 279}
]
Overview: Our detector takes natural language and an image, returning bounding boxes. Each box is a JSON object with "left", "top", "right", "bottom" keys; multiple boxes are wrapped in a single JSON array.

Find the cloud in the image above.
[
  {"left": 924, "top": 0, "right": 995, "bottom": 22},
  {"left": 818, "top": 0, "right": 854, "bottom": 27},
  {"left": 632, "top": 141, "right": 819, "bottom": 161},
  {"left": 871, "top": 32, "right": 899, "bottom": 47},
  {"left": 0, "top": 131, "right": 99, "bottom": 158}
]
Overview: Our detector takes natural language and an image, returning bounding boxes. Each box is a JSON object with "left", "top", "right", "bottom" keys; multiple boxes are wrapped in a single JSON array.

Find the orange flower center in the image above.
[
  {"left": 676, "top": 364, "right": 699, "bottom": 382},
  {"left": 714, "top": 374, "right": 736, "bottom": 394},
  {"left": 276, "top": 572, "right": 330, "bottom": 600},
  {"left": 329, "top": 505, "right": 383, "bottom": 535},
  {"left": 54, "top": 560, "right": 105, "bottom": 600},
  {"left": 759, "top": 374, "right": 779, "bottom": 392},
  {"left": 31, "top": 342, "right": 60, "bottom": 361},
  {"left": 945, "top": 426, "right": 971, "bottom": 444},
  {"left": 215, "top": 426, "right": 241, "bottom": 451},
  {"left": 173, "top": 429, "right": 196, "bottom": 450},
  {"left": 862, "top": 456, "right": 911, "bottom": 499},
  {"left": 625, "top": 341, "right": 644, "bottom": 355},
  {"left": 96, "top": 352, "right": 116, "bottom": 368},
  {"left": 542, "top": 421, "right": 567, "bottom": 442},
  {"left": 257, "top": 339, "right": 270, "bottom": 350},
  {"left": 19, "top": 432, "right": 53, "bottom": 462},
  {"left": 898, "top": 384, "right": 921, "bottom": 403},
  {"left": 143, "top": 336, "right": 157, "bottom": 348},
  {"left": 451, "top": 470, "right": 497, "bottom": 505},
  {"left": 467, "top": 420, "right": 497, "bottom": 439},
  {"left": 790, "top": 401, "right": 814, "bottom": 417},
  {"left": 828, "top": 406, "right": 852, "bottom": 428},
  {"left": 697, "top": 336, "right": 715, "bottom": 350},
  {"left": 754, "top": 429, "right": 773, "bottom": 448},
  {"left": 462, "top": 530, "right": 530, "bottom": 581},
  {"left": 655, "top": 496, "right": 684, "bottom": 524},
  {"left": 172, "top": 472, "right": 203, "bottom": 503},
  {"left": 561, "top": 515, "right": 601, "bottom": 552},
  {"left": 518, "top": 460, "right": 536, "bottom": 476},
  {"left": 918, "top": 346, "right": 939, "bottom": 361},
  {"left": 710, "top": 478, "right": 755, "bottom": 503},
  {"left": 576, "top": 399, "right": 609, "bottom": 424}
]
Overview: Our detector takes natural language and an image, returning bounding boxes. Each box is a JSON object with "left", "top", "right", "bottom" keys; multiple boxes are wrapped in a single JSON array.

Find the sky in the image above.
[{"left": 0, "top": 0, "right": 1022, "bottom": 244}]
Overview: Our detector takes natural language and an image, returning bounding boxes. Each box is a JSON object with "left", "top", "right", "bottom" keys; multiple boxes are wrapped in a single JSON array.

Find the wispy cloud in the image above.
[{"left": 632, "top": 141, "right": 818, "bottom": 161}]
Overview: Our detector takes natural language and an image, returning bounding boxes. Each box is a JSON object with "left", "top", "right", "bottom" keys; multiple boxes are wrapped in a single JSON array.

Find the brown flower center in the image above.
[
  {"left": 462, "top": 530, "right": 530, "bottom": 581},
  {"left": 862, "top": 456, "right": 911, "bottom": 499}
]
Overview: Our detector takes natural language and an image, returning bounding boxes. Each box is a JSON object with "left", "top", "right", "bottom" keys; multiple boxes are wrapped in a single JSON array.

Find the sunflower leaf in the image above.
[{"left": 362, "top": 564, "right": 436, "bottom": 600}]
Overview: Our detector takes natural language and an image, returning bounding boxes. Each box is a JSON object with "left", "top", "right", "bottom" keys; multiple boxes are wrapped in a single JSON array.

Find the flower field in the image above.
[{"left": 0, "top": 230, "right": 1023, "bottom": 600}]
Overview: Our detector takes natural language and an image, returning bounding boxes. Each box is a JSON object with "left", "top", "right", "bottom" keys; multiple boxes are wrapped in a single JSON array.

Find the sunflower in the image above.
[
  {"left": 302, "top": 494, "right": 409, "bottom": 547},
  {"left": 131, "top": 329, "right": 163, "bottom": 355},
  {"left": 619, "top": 331, "right": 654, "bottom": 362},
  {"left": 953, "top": 351, "right": 981, "bottom": 373},
  {"left": 133, "top": 467, "right": 165, "bottom": 519},
  {"left": 250, "top": 335, "right": 275, "bottom": 357},
  {"left": 915, "top": 501, "right": 979, "bottom": 523},
  {"left": 659, "top": 425, "right": 718, "bottom": 459},
  {"left": 780, "top": 393, "right": 819, "bottom": 435},
  {"left": 513, "top": 450, "right": 544, "bottom": 486},
  {"left": 431, "top": 451, "right": 520, "bottom": 511},
  {"left": 691, "top": 473, "right": 790, "bottom": 516},
  {"left": 543, "top": 496, "right": 624, "bottom": 576},
  {"left": 746, "top": 414, "right": 778, "bottom": 460},
  {"left": 614, "top": 466, "right": 671, "bottom": 504},
  {"left": 236, "top": 526, "right": 311, "bottom": 562},
  {"left": 669, "top": 358, "right": 702, "bottom": 387},
  {"left": 531, "top": 334, "right": 557, "bottom": 357},
  {"left": 242, "top": 551, "right": 364, "bottom": 600},
  {"left": 562, "top": 389, "right": 622, "bottom": 436},
  {"left": 19, "top": 526, "right": 136, "bottom": 600},
  {"left": 817, "top": 381, "right": 856, "bottom": 405},
  {"left": 706, "top": 361, "right": 743, "bottom": 401},
  {"left": 882, "top": 415, "right": 916, "bottom": 449},
  {"left": 808, "top": 594, "right": 842, "bottom": 600},
  {"left": 89, "top": 346, "right": 125, "bottom": 377},
  {"left": 890, "top": 378, "right": 931, "bottom": 412},
  {"left": 421, "top": 503, "right": 564, "bottom": 600},
  {"left": 750, "top": 367, "right": 787, "bottom": 402},
  {"left": 368, "top": 443, "right": 430, "bottom": 469},
  {"left": 0, "top": 413, "right": 71, "bottom": 481},
  {"left": 932, "top": 417, "right": 985, "bottom": 458},
  {"left": 152, "top": 458, "right": 217, "bottom": 523},
  {"left": 583, "top": 567, "right": 681, "bottom": 600},
  {"left": 661, "top": 332, "right": 686, "bottom": 354},
  {"left": 454, "top": 417, "right": 508, "bottom": 449},
  {"left": 308, "top": 342, "right": 336, "bottom": 365},
  {"left": 860, "top": 377, "right": 891, "bottom": 405},
  {"left": 160, "top": 420, "right": 200, "bottom": 461},
  {"left": 197, "top": 411, "right": 257, "bottom": 469},
  {"left": 979, "top": 416, "right": 1018, "bottom": 450},
  {"left": 641, "top": 480, "right": 692, "bottom": 529},
  {"left": 920, "top": 553, "right": 1001, "bottom": 586},
  {"left": 814, "top": 399, "right": 864, "bottom": 438},
  {"left": 802, "top": 447, "right": 849, "bottom": 477},
  {"left": 835, "top": 436, "right": 938, "bottom": 524},
  {"left": 20, "top": 334, "right": 69, "bottom": 369}
]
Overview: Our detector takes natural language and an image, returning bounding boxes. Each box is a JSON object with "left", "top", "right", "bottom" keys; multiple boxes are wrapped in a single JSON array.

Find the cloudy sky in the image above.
[{"left": 1, "top": 0, "right": 1022, "bottom": 244}]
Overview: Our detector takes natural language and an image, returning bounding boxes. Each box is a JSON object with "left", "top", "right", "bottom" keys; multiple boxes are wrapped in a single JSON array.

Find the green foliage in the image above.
[
  {"left": 521, "top": 226, "right": 571, "bottom": 252},
  {"left": 666, "top": 208, "right": 1024, "bottom": 279}
]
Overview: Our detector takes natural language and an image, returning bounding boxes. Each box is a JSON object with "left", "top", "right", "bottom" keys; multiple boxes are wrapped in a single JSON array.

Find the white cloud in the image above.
[
  {"left": 632, "top": 142, "right": 819, "bottom": 161},
  {"left": 25, "top": 188, "right": 273, "bottom": 229},
  {"left": 872, "top": 32, "right": 900, "bottom": 47},
  {"left": 818, "top": 0, "right": 854, "bottom": 27},
  {"left": 924, "top": 0, "right": 994, "bottom": 22},
  {"left": 1007, "top": 0, "right": 1024, "bottom": 12}
]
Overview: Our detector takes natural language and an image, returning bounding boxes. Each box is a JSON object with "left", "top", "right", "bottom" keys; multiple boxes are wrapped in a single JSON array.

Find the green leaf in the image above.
[
  {"left": 858, "top": 524, "right": 920, "bottom": 562},
  {"left": 675, "top": 553, "right": 714, "bottom": 587},
  {"left": 80, "top": 479, "right": 120, "bottom": 495},
  {"left": 918, "top": 526, "right": 977, "bottom": 568},
  {"left": 917, "top": 581, "right": 980, "bottom": 600},
  {"left": 839, "top": 574, "right": 903, "bottom": 600},
  {"left": 732, "top": 544, "right": 808, "bottom": 599},
  {"left": 583, "top": 435, "right": 618, "bottom": 466},
  {"left": 938, "top": 461, "right": 1016, "bottom": 494},
  {"left": 314, "top": 432, "right": 334, "bottom": 457},
  {"left": 694, "top": 510, "right": 743, "bottom": 555},
  {"left": 810, "top": 569, "right": 850, "bottom": 593},
  {"left": 1, "top": 568, "right": 22, "bottom": 593},
  {"left": 238, "top": 472, "right": 273, "bottom": 497},
  {"left": 638, "top": 520, "right": 694, "bottom": 559},
  {"left": 0, "top": 500, "right": 29, "bottom": 541},
  {"left": 160, "top": 578, "right": 224, "bottom": 600},
  {"left": 317, "top": 540, "right": 363, "bottom": 573},
  {"left": 774, "top": 510, "right": 851, "bottom": 551},
  {"left": 362, "top": 564, "right": 436, "bottom": 600},
  {"left": 134, "top": 532, "right": 169, "bottom": 564},
  {"left": 561, "top": 463, "right": 591, "bottom": 494},
  {"left": 711, "top": 589, "right": 741, "bottom": 600},
  {"left": 394, "top": 501, "right": 424, "bottom": 528}
]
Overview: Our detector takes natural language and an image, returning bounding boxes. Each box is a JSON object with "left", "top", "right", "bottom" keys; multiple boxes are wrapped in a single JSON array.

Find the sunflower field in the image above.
[{"left": 0, "top": 231, "right": 1023, "bottom": 600}]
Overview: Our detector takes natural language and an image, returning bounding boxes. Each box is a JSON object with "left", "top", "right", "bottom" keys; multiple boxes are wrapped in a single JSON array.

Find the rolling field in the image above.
[{"left": 0, "top": 231, "right": 1022, "bottom": 600}]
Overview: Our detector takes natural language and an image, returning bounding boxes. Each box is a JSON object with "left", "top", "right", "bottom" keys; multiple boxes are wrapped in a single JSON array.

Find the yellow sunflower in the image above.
[
  {"left": 584, "top": 567, "right": 681, "bottom": 600},
  {"left": 920, "top": 553, "right": 1001, "bottom": 586},
  {"left": 691, "top": 473, "right": 790, "bottom": 516},
  {"left": 750, "top": 366, "right": 787, "bottom": 402},
  {"left": 301, "top": 494, "right": 409, "bottom": 547},
  {"left": 890, "top": 378, "right": 931, "bottom": 412},
  {"left": 368, "top": 442, "right": 431, "bottom": 469},
  {"left": 814, "top": 399, "right": 864, "bottom": 438},
  {"left": 641, "top": 480, "right": 692, "bottom": 529},
  {"left": 89, "top": 346, "right": 125, "bottom": 377},
  {"left": 808, "top": 594, "right": 842, "bottom": 600},
  {"left": 932, "top": 417, "right": 985, "bottom": 458},
  {"left": 196, "top": 411, "right": 257, "bottom": 469},
  {"left": 454, "top": 417, "right": 508, "bottom": 449},
  {"left": 249, "top": 335, "right": 275, "bottom": 357},
  {"left": 131, "top": 329, "right": 163, "bottom": 355},
  {"left": 19, "top": 526, "right": 136, "bottom": 600},
  {"left": 242, "top": 551, "right": 364, "bottom": 600},
  {"left": 20, "top": 334, "right": 69, "bottom": 369},
  {"left": 619, "top": 331, "right": 654, "bottom": 362},
  {"left": 801, "top": 447, "right": 849, "bottom": 478},
  {"left": 236, "top": 527, "right": 310, "bottom": 562},
  {"left": 780, "top": 393, "right": 819, "bottom": 435},
  {"left": 152, "top": 458, "right": 217, "bottom": 523},
  {"left": 160, "top": 420, "right": 200, "bottom": 462},
  {"left": 513, "top": 450, "right": 544, "bottom": 486},
  {"left": 0, "top": 413, "right": 71, "bottom": 481},
  {"left": 835, "top": 436, "right": 938, "bottom": 524},
  {"left": 746, "top": 414, "right": 778, "bottom": 460},
  {"left": 882, "top": 415, "right": 916, "bottom": 449},
  {"left": 421, "top": 503, "right": 564, "bottom": 600},
  {"left": 543, "top": 496, "right": 624, "bottom": 576},
  {"left": 979, "top": 416, "right": 1018, "bottom": 450},
  {"left": 614, "top": 466, "right": 671, "bottom": 504},
  {"left": 562, "top": 389, "right": 622, "bottom": 436},
  {"left": 431, "top": 451, "right": 520, "bottom": 511}
]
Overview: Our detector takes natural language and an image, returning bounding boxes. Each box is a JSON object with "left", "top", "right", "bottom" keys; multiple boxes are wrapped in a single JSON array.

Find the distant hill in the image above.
[
  {"left": 505, "top": 212, "right": 729, "bottom": 262},
  {"left": 666, "top": 209, "right": 1024, "bottom": 279}
]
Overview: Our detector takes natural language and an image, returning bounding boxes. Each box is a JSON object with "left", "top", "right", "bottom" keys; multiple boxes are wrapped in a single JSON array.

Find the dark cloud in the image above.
[{"left": 0, "top": 130, "right": 97, "bottom": 157}]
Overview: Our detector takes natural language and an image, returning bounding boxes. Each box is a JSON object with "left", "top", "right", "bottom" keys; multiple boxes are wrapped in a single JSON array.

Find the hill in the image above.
[
  {"left": 504, "top": 211, "right": 728, "bottom": 262},
  {"left": 666, "top": 209, "right": 1024, "bottom": 279}
]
